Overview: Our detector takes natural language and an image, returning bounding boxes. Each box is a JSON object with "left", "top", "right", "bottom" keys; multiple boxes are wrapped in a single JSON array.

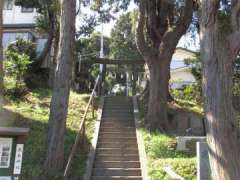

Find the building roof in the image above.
[
  {"left": 3, "top": 23, "right": 35, "bottom": 29},
  {"left": 171, "top": 66, "right": 191, "bottom": 73}
]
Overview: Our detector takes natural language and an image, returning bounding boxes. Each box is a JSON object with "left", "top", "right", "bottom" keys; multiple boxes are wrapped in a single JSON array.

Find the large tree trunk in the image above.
[
  {"left": 0, "top": 0, "right": 3, "bottom": 95},
  {"left": 43, "top": 0, "right": 76, "bottom": 178},
  {"left": 201, "top": 2, "right": 240, "bottom": 179},
  {"left": 136, "top": 0, "right": 193, "bottom": 131},
  {"left": 145, "top": 55, "right": 171, "bottom": 131}
]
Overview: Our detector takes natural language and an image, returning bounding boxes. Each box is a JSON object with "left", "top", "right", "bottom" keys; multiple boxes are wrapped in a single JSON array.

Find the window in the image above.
[
  {"left": 0, "top": 177, "right": 11, "bottom": 180},
  {"left": 3, "top": 32, "right": 33, "bottom": 49},
  {"left": 0, "top": 138, "right": 12, "bottom": 168},
  {"left": 21, "top": 7, "right": 34, "bottom": 13},
  {"left": 3, "top": 0, "right": 14, "bottom": 10}
]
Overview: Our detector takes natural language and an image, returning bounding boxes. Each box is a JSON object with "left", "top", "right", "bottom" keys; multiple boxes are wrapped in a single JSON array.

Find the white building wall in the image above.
[
  {"left": 170, "top": 68, "right": 196, "bottom": 89},
  {"left": 171, "top": 69, "right": 196, "bottom": 83},
  {"left": 3, "top": 1, "right": 37, "bottom": 25}
]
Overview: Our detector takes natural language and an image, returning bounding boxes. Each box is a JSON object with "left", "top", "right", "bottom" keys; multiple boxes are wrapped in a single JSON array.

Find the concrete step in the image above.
[
  {"left": 101, "top": 121, "right": 135, "bottom": 128},
  {"left": 101, "top": 120, "right": 134, "bottom": 124},
  {"left": 104, "top": 102, "right": 131, "bottom": 104},
  {"left": 101, "top": 121, "right": 135, "bottom": 126},
  {"left": 94, "top": 161, "right": 140, "bottom": 168},
  {"left": 97, "top": 142, "right": 138, "bottom": 149},
  {"left": 98, "top": 137, "right": 137, "bottom": 143},
  {"left": 103, "top": 106, "right": 132, "bottom": 109},
  {"left": 97, "top": 148, "right": 139, "bottom": 155},
  {"left": 105, "top": 107, "right": 133, "bottom": 113},
  {"left": 104, "top": 104, "right": 132, "bottom": 107},
  {"left": 102, "top": 115, "right": 133, "bottom": 118},
  {"left": 99, "top": 132, "right": 136, "bottom": 139},
  {"left": 99, "top": 127, "right": 136, "bottom": 132},
  {"left": 105, "top": 97, "right": 131, "bottom": 100},
  {"left": 102, "top": 111, "right": 133, "bottom": 115},
  {"left": 92, "top": 176, "right": 142, "bottom": 180},
  {"left": 103, "top": 107, "right": 133, "bottom": 110},
  {"left": 101, "top": 118, "right": 134, "bottom": 122},
  {"left": 93, "top": 168, "right": 142, "bottom": 176},
  {"left": 102, "top": 115, "right": 134, "bottom": 119},
  {"left": 104, "top": 101, "right": 132, "bottom": 104},
  {"left": 95, "top": 155, "right": 139, "bottom": 161}
]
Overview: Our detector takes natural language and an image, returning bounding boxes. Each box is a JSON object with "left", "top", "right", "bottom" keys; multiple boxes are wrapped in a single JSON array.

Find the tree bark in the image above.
[
  {"left": 48, "top": 27, "right": 60, "bottom": 88},
  {"left": 43, "top": 0, "right": 76, "bottom": 178},
  {"left": 145, "top": 55, "right": 171, "bottom": 131},
  {"left": 201, "top": 2, "right": 240, "bottom": 179},
  {"left": 0, "top": 0, "right": 3, "bottom": 95},
  {"left": 167, "top": 69, "right": 174, "bottom": 102}
]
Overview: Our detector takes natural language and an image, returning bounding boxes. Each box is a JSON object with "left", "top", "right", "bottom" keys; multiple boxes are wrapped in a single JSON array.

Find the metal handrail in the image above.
[{"left": 64, "top": 75, "right": 101, "bottom": 180}]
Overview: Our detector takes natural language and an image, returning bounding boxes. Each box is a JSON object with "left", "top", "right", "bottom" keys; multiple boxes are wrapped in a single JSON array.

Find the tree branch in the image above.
[
  {"left": 159, "top": 0, "right": 193, "bottom": 56},
  {"left": 229, "top": 0, "right": 240, "bottom": 56},
  {"left": 136, "top": 0, "right": 157, "bottom": 57},
  {"left": 229, "top": 31, "right": 240, "bottom": 56},
  {"left": 231, "top": 0, "right": 240, "bottom": 32},
  {"left": 148, "top": 0, "right": 162, "bottom": 42}
]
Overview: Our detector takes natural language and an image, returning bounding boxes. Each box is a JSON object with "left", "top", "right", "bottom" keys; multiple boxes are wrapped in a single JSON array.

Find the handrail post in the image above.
[
  {"left": 92, "top": 97, "right": 95, "bottom": 118},
  {"left": 81, "top": 123, "right": 86, "bottom": 149}
]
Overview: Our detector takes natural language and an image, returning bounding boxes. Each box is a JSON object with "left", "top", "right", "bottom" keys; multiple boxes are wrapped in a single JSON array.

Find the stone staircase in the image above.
[{"left": 91, "top": 96, "right": 142, "bottom": 180}]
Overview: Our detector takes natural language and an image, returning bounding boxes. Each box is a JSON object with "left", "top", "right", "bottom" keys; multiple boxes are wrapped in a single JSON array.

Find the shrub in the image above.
[
  {"left": 171, "top": 84, "right": 202, "bottom": 105},
  {"left": 4, "top": 50, "right": 31, "bottom": 96},
  {"left": 7, "top": 38, "right": 36, "bottom": 61},
  {"left": 4, "top": 39, "right": 36, "bottom": 95}
]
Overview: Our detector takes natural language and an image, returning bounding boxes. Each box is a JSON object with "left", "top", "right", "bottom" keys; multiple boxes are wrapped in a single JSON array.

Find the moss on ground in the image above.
[{"left": 2, "top": 88, "right": 97, "bottom": 180}]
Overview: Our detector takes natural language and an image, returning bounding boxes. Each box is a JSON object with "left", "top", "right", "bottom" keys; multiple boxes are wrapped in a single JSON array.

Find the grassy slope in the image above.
[
  {"left": 2, "top": 88, "right": 96, "bottom": 179},
  {"left": 139, "top": 99, "right": 198, "bottom": 180},
  {"left": 141, "top": 130, "right": 196, "bottom": 180}
]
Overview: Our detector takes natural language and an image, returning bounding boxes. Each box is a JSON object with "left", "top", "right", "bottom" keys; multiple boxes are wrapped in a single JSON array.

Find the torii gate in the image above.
[{"left": 86, "top": 57, "right": 145, "bottom": 96}]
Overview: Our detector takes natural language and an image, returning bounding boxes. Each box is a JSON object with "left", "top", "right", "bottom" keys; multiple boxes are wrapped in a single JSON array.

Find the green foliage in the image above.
[
  {"left": 4, "top": 39, "right": 36, "bottom": 95},
  {"left": 141, "top": 130, "right": 197, "bottom": 179},
  {"left": 5, "top": 52, "right": 30, "bottom": 78},
  {"left": 172, "top": 85, "right": 202, "bottom": 105},
  {"left": 110, "top": 11, "right": 141, "bottom": 60},
  {"left": 91, "top": 0, "right": 133, "bottom": 23},
  {"left": 4, "top": 51, "right": 31, "bottom": 92},
  {"left": 75, "top": 33, "right": 110, "bottom": 92},
  {"left": 184, "top": 53, "right": 201, "bottom": 83},
  {"left": 149, "top": 158, "right": 197, "bottom": 180},
  {"left": 7, "top": 39, "right": 36, "bottom": 61},
  {"left": 180, "top": 53, "right": 202, "bottom": 107},
  {"left": 77, "top": 15, "right": 98, "bottom": 37},
  {"left": 77, "top": 32, "right": 110, "bottom": 57}
]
